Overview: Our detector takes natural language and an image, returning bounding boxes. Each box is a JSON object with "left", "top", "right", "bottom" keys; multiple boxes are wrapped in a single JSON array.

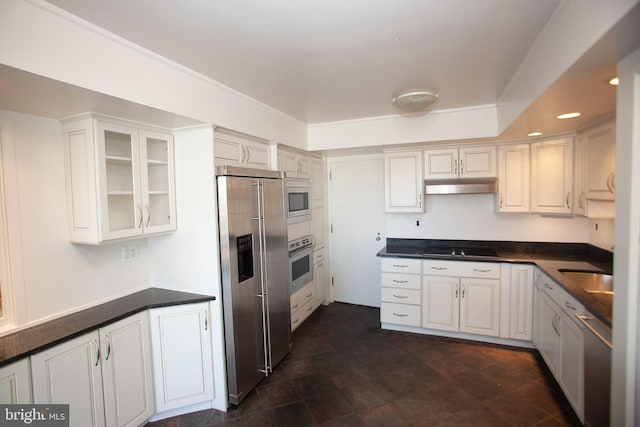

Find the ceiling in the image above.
[
  {"left": 1, "top": 1, "right": 639, "bottom": 142},
  {"left": 42, "top": 0, "right": 562, "bottom": 125}
]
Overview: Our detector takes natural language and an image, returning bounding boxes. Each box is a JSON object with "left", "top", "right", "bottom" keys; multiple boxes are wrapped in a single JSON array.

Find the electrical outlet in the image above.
[
  {"left": 122, "top": 245, "right": 138, "bottom": 263},
  {"left": 414, "top": 218, "right": 424, "bottom": 229}
]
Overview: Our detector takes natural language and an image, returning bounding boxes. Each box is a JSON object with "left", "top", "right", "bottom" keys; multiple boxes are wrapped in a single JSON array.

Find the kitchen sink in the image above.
[{"left": 559, "top": 269, "right": 614, "bottom": 294}]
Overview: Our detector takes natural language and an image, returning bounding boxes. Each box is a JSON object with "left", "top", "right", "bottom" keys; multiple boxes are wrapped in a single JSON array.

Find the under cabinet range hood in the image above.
[{"left": 424, "top": 178, "right": 498, "bottom": 195}]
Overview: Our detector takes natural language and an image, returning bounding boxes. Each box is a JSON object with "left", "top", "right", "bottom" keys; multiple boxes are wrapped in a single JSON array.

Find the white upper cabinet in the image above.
[
  {"left": 574, "top": 120, "right": 616, "bottom": 218},
  {"left": 62, "top": 114, "right": 176, "bottom": 244},
  {"left": 530, "top": 138, "right": 574, "bottom": 215},
  {"left": 214, "top": 128, "right": 271, "bottom": 170},
  {"left": 424, "top": 146, "right": 496, "bottom": 180},
  {"left": 384, "top": 151, "right": 424, "bottom": 213},
  {"left": 279, "top": 148, "right": 311, "bottom": 179},
  {"left": 497, "top": 144, "right": 530, "bottom": 213}
]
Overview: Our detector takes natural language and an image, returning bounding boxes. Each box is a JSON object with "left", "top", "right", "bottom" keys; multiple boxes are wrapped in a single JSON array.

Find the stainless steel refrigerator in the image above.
[{"left": 216, "top": 166, "right": 291, "bottom": 406}]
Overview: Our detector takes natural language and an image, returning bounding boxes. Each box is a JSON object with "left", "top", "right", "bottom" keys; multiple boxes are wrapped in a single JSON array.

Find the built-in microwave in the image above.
[{"left": 285, "top": 179, "right": 311, "bottom": 224}]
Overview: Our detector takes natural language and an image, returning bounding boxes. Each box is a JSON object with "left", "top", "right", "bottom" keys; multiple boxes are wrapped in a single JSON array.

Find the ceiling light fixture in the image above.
[
  {"left": 527, "top": 131, "right": 543, "bottom": 137},
  {"left": 609, "top": 77, "right": 619, "bottom": 86},
  {"left": 392, "top": 90, "right": 439, "bottom": 112},
  {"left": 556, "top": 112, "right": 581, "bottom": 119}
]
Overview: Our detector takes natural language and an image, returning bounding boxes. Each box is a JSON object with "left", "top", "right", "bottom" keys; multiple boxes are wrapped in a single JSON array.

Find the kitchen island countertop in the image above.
[
  {"left": 378, "top": 238, "right": 613, "bottom": 326},
  {"left": 0, "top": 288, "right": 215, "bottom": 367}
]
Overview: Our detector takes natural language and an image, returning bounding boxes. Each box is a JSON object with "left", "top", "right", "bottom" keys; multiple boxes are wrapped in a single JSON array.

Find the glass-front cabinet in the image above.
[{"left": 63, "top": 114, "right": 176, "bottom": 244}]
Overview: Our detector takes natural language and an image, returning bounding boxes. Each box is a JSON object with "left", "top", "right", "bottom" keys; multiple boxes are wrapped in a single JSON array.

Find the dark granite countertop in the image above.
[
  {"left": 378, "top": 238, "right": 613, "bottom": 327},
  {"left": 0, "top": 288, "right": 215, "bottom": 367}
]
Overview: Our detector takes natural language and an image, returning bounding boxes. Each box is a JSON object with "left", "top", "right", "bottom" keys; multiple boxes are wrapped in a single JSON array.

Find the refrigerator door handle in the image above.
[{"left": 255, "top": 179, "right": 271, "bottom": 376}]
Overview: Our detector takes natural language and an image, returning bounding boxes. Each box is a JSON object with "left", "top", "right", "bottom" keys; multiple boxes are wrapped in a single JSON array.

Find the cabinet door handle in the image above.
[
  {"left": 93, "top": 340, "right": 101, "bottom": 367},
  {"left": 566, "top": 192, "right": 571, "bottom": 209},
  {"left": 430, "top": 266, "right": 447, "bottom": 271},
  {"left": 455, "top": 284, "right": 459, "bottom": 298},
  {"left": 460, "top": 159, "right": 464, "bottom": 174},
  {"left": 204, "top": 310, "right": 209, "bottom": 331},
  {"left": 499, "top": 193, "right": 503, "bottom": 208},
  {"left": 454, "top": 159, "right": 458, "bottom": 175},
  {"left": 393, "top": 264, "right": 409, "bottom": 268},
  {"left": 392, "top": 313, "right": 408, "bottom": 317},
  {"left": 564, "top": 301, "right": 576, "bottom": 311},
  {"left": 606, "top": 172, "right": 615, "bottom": 193},
  {"left": 137, "top": 204, "right": 144, "bottom": 228},
  {"left": 461, "top": 285, "right": 465, "bottom": 298},
  {"left": 578, "top": 191, "right": 586, "bottom": 209},
  {"left": 473, "top": 268, "right": 491, "bottom": 273},
  {"left": 544, "top": 283, "right": 553, "bottom": 290},
  {"left": 104, "top": 334, "right": 112, "bottom": 361},
  {"left": 306, "top": 293, "right": 313, "bottom": 298},
  {"left": 291, "top": 303, "right": 299, "bottom": 310},
  {"left": 418, "top": 193, "right": 422, "bottom": 209},
  {"left": 392, "top": 294, "right": 408, "bottom": 299},
  {"left": 145, "top": 204, "right": 151, "bottom": 227},
  {"left": 393, "top": 279, "right": 408, "bottom": 284}
]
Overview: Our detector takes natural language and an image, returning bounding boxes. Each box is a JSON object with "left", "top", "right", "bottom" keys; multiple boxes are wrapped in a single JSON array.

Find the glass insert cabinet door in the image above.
[{"left": 97, "top": 121, "right": 176, "bottom": 240}]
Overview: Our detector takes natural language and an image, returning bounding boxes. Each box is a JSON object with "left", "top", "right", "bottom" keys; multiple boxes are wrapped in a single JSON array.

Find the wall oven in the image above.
[
  {"left": 285, "top": 179, "right": 311, "bottom": 224},
  {"left": 288, "top": 235, "right": 313, "bottom": 294}
]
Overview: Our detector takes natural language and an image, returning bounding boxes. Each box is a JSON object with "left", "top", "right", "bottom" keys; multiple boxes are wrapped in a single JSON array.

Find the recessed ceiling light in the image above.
[
  {"left": 527, "top": 131, "right": 543, "bottom": 137},
  {"left": 556, "top": 112, "right": 581, "bottom": 119},
  {"left": 609, "top": 77, "right": 619, "bottom": 86}
]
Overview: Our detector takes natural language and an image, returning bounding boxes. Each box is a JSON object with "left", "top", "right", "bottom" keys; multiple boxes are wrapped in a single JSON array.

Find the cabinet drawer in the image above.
[
  {"left": 313, "top": 248, "right": 325, "bottom": 264},
  {"left": 290, "top": 283, "right": 314, "bottom": 312},
  {"left": 380, "top": 303, "right": 421, "bottom": 327},
  {"left": 423, "top": 260, "right": 500, "bottom": 279},
  {"left": 381, "top": 272, "right": 421, "bottom": 289},
  {"left": 381, "top": 288, "right": 421, "bottom": 305},
  {"left": 381, "top": 258, "right": 421, "bottom": 274},
  {"left": 555, "top": 284, "right": 584, "bottom": 318},
  {"left": 291, "top": 298, "right": 314, "bottom": 330}
]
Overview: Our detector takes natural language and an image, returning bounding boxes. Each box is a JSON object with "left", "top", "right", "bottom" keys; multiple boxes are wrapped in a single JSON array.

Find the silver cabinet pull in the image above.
[
  {"left": 430, "top": 266, "right": 447, "bottom": 271},
  {"left": 393, "top": 264, "right": 409, "bottom": 268},
  {"left": 137, "top": 204, "right": 144, "bottom": 228},
  {"left": 473, "top": 268, "right": 491, "bottom": 273},
  {"left": 566, "top": 192, "right": 571, "bottom": 208},
  {"left": 393, "top": 313, "right": 408, "bottom": 317},
  {"left": 392, "top": 294, "right": 408, "bottom": 299},
  {"left": 544, "top": 283, "right": 553, "bottom": 290},
  {"left": 145, "top": 203, "right": 151, "bottom": 227},
  {"left": 499, "top": 193, "right": 503, "bottom": 208},
  {"left": 93, "top": 340, "right": 101, "bottom": 367},
  {"left": 104, "top": 334, "right": 112, "bottom": 361},
  {"left": 460, "top": 159, "right": 464, "bottom": 174},
  {"left": 393, "top": 279, "right": 408, "bottom": 283},
  {"left": 306, "top": 293, "right": 313, "bottom": 298},
  {"left": 564, "top": 301, "right": 576, "bottom": 311},
  {"left": 461, "top": 285, "right": 465, "bottom": 298},
  {"left": 291, "top": 303, "right": 299, "bottom": 310},
  {"left": 454, "top": 159, "right": 458, "bottom": 175}
]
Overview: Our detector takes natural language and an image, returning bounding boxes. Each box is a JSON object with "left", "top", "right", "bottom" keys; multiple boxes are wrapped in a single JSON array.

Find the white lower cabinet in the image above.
[
  {"left": 0, "top": 358, "right": 32, "bottom": 404},
  {"left": 534, "top": 272, "right": 584, "bottom": 422},
  {"left": 380, "top": 258, "right": 422, "bottom": 327},
  {"left": 508, "top": 264, "right": 534, "bottom": 340},
  {"left": 101, "top": 312, "right": 155, "bottom": 427},
  {"left": 291, "top": 282, "right": 314, "bottom": 331},
  {"left": 312, "top": 248, "right": 327, "bottom": 309},
  {"left": 149, "top": 302, "right": 214, "bottom": 413},
  {"left": 31, "top": 311, "right": 153, "bottom": 427},
  {"left": 422, "top": 260, "right": 500, "bottom": 337}
]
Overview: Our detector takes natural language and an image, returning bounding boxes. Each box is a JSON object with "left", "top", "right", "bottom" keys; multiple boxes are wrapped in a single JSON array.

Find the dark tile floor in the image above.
[{"left": 146, "top": 303, "right": 582, "bottom": 426}]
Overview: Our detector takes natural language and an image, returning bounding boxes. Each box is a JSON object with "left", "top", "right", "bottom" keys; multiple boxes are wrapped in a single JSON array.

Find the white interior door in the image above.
[{"left": 329, "top": 155, "right": 385, "bottom": 307}]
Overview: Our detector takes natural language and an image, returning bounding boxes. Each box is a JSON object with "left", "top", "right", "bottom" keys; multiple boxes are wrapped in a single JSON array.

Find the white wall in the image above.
[
  {"left": 148, "top": 126, "right": 219, "bottom": 296},
  {"left": 0, "top": 0, "right": 307, "bottom": 149},
  {"left": 385, "top": 193, "right": 589, "bottom": 243},
  {"left": 0, "top": 109, "right": 150, "bottom": 326}
]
